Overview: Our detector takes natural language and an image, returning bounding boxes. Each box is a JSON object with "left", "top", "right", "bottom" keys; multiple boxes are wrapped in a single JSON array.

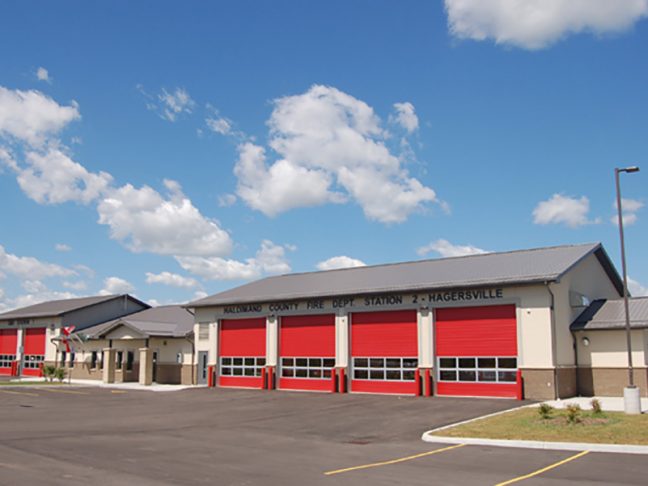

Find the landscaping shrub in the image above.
[
  {"left": 565, "top": 403, "right": 582, "bottom": 424},
  {"left": 43, "top": 364, "right": 57, "bottom": 382},
  {"left": 54, "top": 367, "right": 66, "bottom": 382},
  {"left": 590, "top": 398, "right": 603, "bottom": 415},
  {"left": 538, "top": 403, "right": 554, "bottom": 420}
]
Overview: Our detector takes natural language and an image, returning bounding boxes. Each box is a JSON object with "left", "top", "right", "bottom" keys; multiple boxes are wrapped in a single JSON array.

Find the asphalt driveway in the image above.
[{"left": 0, "top": 386, "right": 646, "bottom": 485}]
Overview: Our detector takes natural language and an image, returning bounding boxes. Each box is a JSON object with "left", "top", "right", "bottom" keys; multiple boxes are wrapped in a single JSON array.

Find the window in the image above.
[
  {"left": 176, "top": 352, "right": 183, "bottom": 364},
  {"left": 60, "top": 351, "right": 67, "bottom": 367},
  {"left": 23, "top": 355, "right": 44, "bottom": 369},
  {"left": 438, "top": 357, "right": 517, "bottom": 383},
  {"left": 198, "top": 323, "right": 210, "bottom": 340},
  {"left": 69, "top": 352, "right": 75, "bottom": 368},
  {"left": 352, "top": 357, "right": 418, "bottom": 381},
  {"left": 116, "top": 351, "right": 123, "bottom": 370},
  {"left": 90, "top": 351, "right": 98, "bottom": 369},
  {"left": 220, "top": 357, "right": 265, "bottom": 377},
  {"left": 0, "top": 354, "right": 16, "bottom": 368},
  {"left": 280, "top": 357, "right": 335, "bottom": 379},
  {"left": 126, "top": 351, "right": 134, "bottom": 371}
]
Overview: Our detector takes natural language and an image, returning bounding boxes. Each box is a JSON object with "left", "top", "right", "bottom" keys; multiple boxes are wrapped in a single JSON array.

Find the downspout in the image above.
[
  {"left": 571, "top": 330, "right": 580, "bottom": 396},
  {"left": 544, "top": 282, "right": 560, "bottom": 400}
]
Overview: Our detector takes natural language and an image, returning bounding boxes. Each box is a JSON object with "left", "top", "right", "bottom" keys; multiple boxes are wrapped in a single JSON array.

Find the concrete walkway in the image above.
[{"left": 7, "top": 377, "right": 205, "bottom": 392}]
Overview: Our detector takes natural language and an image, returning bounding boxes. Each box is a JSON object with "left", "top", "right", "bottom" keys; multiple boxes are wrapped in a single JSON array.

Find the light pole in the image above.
[{"left": 614, "top": 166, "right": 640, "bottom": 414}]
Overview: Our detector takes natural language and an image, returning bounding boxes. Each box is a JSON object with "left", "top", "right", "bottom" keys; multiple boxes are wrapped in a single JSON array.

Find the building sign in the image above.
[{"left": 216, "top": 287, "right": 505, "bottom": 318}]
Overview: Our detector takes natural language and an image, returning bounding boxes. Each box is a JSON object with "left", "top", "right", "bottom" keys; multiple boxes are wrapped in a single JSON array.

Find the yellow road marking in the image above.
[
  {"left": 110, "top": 390, "right": 127, "bottom": 394},
  {"left": 324, "top": 443, "right": 466, "bottom": 476},
  {"left": 0, "top": 389, "right": 39, "bottom": 397},
  {"left": 495, "top": 450, "right": 590, "bottom": 486},
  {"left": 39, "top": 387, "right": 89, "bottom": 395}
]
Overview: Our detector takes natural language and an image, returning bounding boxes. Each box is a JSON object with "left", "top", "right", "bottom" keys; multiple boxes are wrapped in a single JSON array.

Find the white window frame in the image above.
[
  {"left": 352, "top": 357, "right": 418, "bottom": 382},
  {"left": 220, "top": 356, "right": 265, "bottom": 377},
  {"left": 0, "top": 354, "right": 16, "bottom": 368},
  {"left": 23, "top": 355, "right": 44, "bottom": 369},
  {"left": 437, "top": 356, "right": 517, "bottom": 384},
  {"left": 280, "top": 357, "right": 335, "bottom": 380},
  {"left": 198, "top": 323, "right": 210, "bottom": 341}
]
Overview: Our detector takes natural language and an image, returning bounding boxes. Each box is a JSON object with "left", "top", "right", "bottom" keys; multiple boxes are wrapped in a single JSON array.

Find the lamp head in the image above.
[{"left": 620, "top": 166, "right": 640, "bottom": 173}]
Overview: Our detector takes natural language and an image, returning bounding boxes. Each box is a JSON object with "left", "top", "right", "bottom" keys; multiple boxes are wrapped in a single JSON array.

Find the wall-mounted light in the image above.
[{"left": 582, "top": 337, "right": 590, "bottom": 347}]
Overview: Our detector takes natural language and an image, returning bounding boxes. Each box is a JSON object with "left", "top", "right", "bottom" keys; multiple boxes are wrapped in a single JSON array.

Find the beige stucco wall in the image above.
[{"left": 575, "top": 329, "right": 646, "bottom": 367}]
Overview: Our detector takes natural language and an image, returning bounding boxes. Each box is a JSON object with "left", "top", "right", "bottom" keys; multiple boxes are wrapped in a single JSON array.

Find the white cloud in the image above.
[
  {"left": 391, "top": 102, "right": 419, "bottom": 133},
  {"left": 55, "top": 243, "right": 71, "bottom": 252},
  {"left": 97, "top": 179, "right": 232, "bottom": 256},
  {"left": 99, "top": 276, "right": 135, "bottom": 295},
  {"left": 193, "top": 290, "right": 208, "bottom": 301},
  {"left": 1, "top": 289, "right": 78, "bottom": 312},
  {"left": 218, "top": 193, "right": 237, "bottom": 207},
  {"left": 233, "top": 85, "right": 437, "bottom": 224},
  {"left": 176, "top": 240, "right": 291, "bottom": 281},
  {"left": 316, "top": 256, "right": 366, "bottom": 271},
  {"left": 611, "top": 198, "right": 644, "bottom": 226},
  {"left": 445, "top": 0, "right": 648, "bottom": 50},
  {"left": 417, "top": 239, "right": 488, "bottom": 258},
  {"left": 206, "top": 116, "right": 232, "bottom": 135},
  {"left": 0, "top": 86, "right": 80, "bottom": 146},
  {"left": 158, "top": 88, "right": 195, "bottom": 122},
  {"left": 145, "top": 271, "right": 199, "bottom": 288},
  {"left": 532, "top": 194, "right": 597, "bottom": 228},
  {"left": 0, "top": 245, "right": 76, "bottom": 280},
  {"left": 62, "top": 280, "right": 87, "bottom": 291},
  {"left": 628, "top": 277, "right": 648, "bottom": 297},
  {"left": 7, "top": 146, "right": 112, "bottom": 205},
  {"left": 36, "top": 67, "right": 51, "bottom": 83}
]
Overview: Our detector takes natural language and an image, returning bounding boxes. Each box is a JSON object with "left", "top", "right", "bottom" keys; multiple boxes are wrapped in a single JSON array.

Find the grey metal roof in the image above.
[
  {"left": 82, "top": 305, "right": 195, "bottom": 339},
  {"left": 189, "top": 243, "right": 619, "bottom": 308},
  {"left": 0, "top": 295, "right": 140, "bottom": 320},
  {"left": 571, "top": 297, "right": 648, "bottom": 330}
]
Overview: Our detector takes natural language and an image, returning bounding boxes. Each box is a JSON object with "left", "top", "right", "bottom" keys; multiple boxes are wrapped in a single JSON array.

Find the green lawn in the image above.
[
  {"left": 432, "top": 406, "right": 648, "bottom": 445},
  {"left": 0, "top": 380, "right": 69, "bottom": 386}
]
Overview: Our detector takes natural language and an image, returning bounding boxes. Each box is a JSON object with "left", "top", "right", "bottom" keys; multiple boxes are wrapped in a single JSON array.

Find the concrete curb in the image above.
[{"left": 421, "top": 433, "right": 648, "bottom": 455}]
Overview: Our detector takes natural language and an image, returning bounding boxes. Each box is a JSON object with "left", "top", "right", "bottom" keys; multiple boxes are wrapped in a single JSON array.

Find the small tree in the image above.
[
  {"left": 538, "top": 403, "right": 554, "bottom": 420},
  {"left": 54, "top": 367, "right": 66, "bottom": 382},
  {"left": 43, "top": 364, "right": 57, "bottom": 382},
  {"left": 590, "top": 398, "right": 603, "bottom": 416},
  {"left": 565, "top": 403, "right": 582, "bottom": 424}
]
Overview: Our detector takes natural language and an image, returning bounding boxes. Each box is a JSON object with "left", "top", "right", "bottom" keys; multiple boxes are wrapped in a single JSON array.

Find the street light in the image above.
[{"left": 614, "top": 166, "right": 640, "bottom": 414}]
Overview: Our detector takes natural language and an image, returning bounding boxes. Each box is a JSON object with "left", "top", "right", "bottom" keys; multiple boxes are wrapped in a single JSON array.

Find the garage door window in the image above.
[
  {"left": 220, "top": 357, "right": 265, "bottom": 377},
  {"left": 438, "top": 357, "right": 517, "bottom": 383},
  {"left": 281, "top": 357, "right": 335, "bottom": 379},
  {"left": 0, "top": 354, "right": 16, "bottom": 368},
  {"left": 352, "top": 357, "right": 418, "bottom": 381},
  {"left": 23, "top": 355, "right": 44, "bottom": 369}
]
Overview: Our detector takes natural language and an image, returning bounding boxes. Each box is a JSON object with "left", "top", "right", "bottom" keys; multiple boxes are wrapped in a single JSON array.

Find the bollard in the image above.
[
  {"left": 516, "top": 369, "right": 524, "bottom": 400},
  {"left": 424, "top": 369, "right": 432, "bottom": 397},
  {"left": 415, "top": 369, "right": 422, "bottom": 396}
]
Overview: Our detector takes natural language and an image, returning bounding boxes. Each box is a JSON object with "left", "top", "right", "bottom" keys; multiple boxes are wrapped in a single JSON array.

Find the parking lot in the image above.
[{"left": 0, "top": 386, "right": 646, "bottom": 485}]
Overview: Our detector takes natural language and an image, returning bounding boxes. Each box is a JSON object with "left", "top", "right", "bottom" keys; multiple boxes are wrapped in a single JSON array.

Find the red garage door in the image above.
[
  {"left": 219, "top": 318, "right": 266, "bottom": 388},
  {"left": 436, "top": 305, "right": 518, "bottom": 398},
  {"left": 279, "top": 314, "right": 335, "bottom": 392},
  {"left": 0, "top": 329, "right": 18, "bottom": 376},
  {"left": 350, "top": 310, "right": 418, "bottom": 395},
  {"left": 23, "top": 328, "right": 46, "bottom": 377}
]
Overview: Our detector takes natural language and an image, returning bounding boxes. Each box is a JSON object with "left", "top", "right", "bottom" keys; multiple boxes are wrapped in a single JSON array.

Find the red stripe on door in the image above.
[
  {"left": 0, "top": 329, "right": 18, "bottom": 354},
  {"left": 351, "top": 310, "right": 417, "bottom": 357},
  {"left": 24, "top": 328, "right": 46, "bottom": 355}
]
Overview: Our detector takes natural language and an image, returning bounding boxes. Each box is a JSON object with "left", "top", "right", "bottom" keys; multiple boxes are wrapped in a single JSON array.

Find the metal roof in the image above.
[
  {"left": 189, "top": 243, "right": 619, "bottom": 308},
  {"left": 82, "top": 305, "right": 195, "bottom": 339},
  {"left": 0, "top": 294, "right": 144, "bottom": 320},
  {"left": 571, "top": 297, "right": 648, "bottom": 331}
]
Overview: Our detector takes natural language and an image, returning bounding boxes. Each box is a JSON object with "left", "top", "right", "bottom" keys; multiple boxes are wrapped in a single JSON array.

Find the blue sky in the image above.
[{"left": 0, "top": 0, "right": 647, "bottom": 309}]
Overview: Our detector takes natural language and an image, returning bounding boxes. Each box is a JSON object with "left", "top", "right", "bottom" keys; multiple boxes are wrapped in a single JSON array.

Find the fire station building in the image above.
[{"left": 188, "top": 243, "right": 640, "bottom": 400}]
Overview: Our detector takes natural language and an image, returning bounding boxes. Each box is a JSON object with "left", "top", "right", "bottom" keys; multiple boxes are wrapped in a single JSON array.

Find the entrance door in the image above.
[
  {"left": 198, "top": 351, "right": 208, "bottom": 385},
  {"left": 0, "top": 329, "right": 18, "bottom": 376},
  {"left": 219, "top": 318, "right": 266, "bottom": 388},
  {"left": 23, "top": 328, "right": 46, "bottom": 376},
  {"left": 278, "top": 314, "right": 335, "bottom": 392},
  {"left": 152, "top": 351, "right": 158, "bottom": 383},
  {"left": 435, "top": 305, "right": 518, "bottom": 398},
  {"left": 350, "top": 310, "right": 418, "bottom": 395}
]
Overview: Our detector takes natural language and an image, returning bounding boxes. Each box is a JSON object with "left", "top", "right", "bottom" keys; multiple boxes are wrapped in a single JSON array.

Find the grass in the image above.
[
  {"left": 432, "top": 406, "right": 648, "bottom": 445},
  {"left": 0, "top": 380, "right": 69, "bottom": 386}
]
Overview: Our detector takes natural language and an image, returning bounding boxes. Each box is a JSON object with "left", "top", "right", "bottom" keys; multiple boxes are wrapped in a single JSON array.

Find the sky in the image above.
[{"left": 0, "top": 0, "right": 647, "bottom": 310}]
